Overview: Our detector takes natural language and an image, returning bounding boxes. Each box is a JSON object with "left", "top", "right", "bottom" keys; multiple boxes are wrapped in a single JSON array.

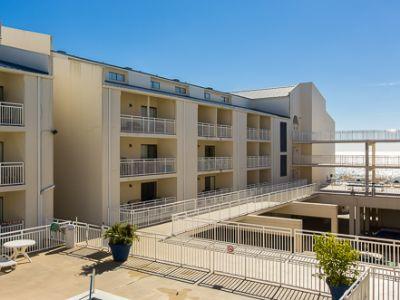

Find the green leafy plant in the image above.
[
  {"left": 314, "top": 234, "right": 360, "bottom": 287},
  {"left": 104, "top": 223, "right": 139, "bottom": 245}
]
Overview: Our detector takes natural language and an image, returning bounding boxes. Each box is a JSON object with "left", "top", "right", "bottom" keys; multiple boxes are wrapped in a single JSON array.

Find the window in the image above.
[
  {"left": 204, "top": 92, "right": 211, "bottom": 100},
  {"left": 205, "top": 176, "right": 216, "bottom": 191},
  {"left": 175, "top": 86, "right": 187, "bottom": 95},
  {"left": 280, "top": 122, "right": 287, "bottom": 152},
  {"left": 140, "top": 106, "right": 157, "bottom": 118},
  {"left": 0, "top": 86, "right": 3, "bottom": 102},
  {"left": 280, "top": 155, "right": 287, "bottom": 177},
  {"left": 141, "top": 144, "right": 157, "bottom": 159},
  {"left": 151, "top": 81, "right": 160, "bottom": 90},
  {"left": 108, "top": 72, "right": 125, "bottom": 82},
  {"left": 221, "top": 96, "right": 230, "bottom": 103}
]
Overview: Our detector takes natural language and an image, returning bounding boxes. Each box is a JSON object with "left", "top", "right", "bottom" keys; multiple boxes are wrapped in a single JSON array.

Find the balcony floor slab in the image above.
[{"left": 120, "top": 172, "right": 177, "bottom": 182}]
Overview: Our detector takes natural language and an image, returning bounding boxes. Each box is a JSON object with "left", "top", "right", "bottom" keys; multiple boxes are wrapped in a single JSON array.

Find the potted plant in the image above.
[
  {"left": 104, "top": 223, "right": 138, "bottom": 262},
  {"left": 314, "top": 234, "right": 360, "bottom": 300}
]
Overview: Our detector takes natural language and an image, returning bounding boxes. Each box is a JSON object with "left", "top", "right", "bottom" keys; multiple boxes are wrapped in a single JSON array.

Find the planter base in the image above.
[
  {"left": 109, "top": 243, "right": 131, "bottom": 262},
  {"left": 328, "top": 283, "right": 351, "bottom": 300}
]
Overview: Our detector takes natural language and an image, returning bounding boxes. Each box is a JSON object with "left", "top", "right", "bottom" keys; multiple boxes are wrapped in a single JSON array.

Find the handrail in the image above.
[
  {"left": 0, "top": 101, "right": 24, "bottom": 126},
  {"left": 198, "top": 122, "right": 232, "bottom": 138},
  {"left": 120, "top": 114, "right": 176, "bottom": 135},
  {"left": 120, "top": 158, "right": 176, "bottom": 177},
  {"left": 293, "top": 130, "right": 400, "bottom": 142},
  {"left": 0, "top": 161, "right": 25, "bottom": 186},
  {"left": 198, "top": 156, "right": 233, "bottom": 171},
  {"left": 247, "top": 127, "right": 270, "bottom": 140}
]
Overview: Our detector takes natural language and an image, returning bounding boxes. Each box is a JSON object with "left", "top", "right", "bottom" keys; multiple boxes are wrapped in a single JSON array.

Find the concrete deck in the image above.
[{"left": 0, "top": 246, "right": 254, "bottom": 300}]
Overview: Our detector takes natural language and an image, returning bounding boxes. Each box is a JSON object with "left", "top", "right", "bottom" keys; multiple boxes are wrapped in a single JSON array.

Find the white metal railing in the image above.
[
  {"left": 296, "top": 229, "right": 400, "bottom": 267},
  {"left": 247, "top": 155, "right": 270, "bottom": 168},
  {"left": 340, "top": 268, "right": 370, "bottom": 300},
  {"left": 0, "top": 220, "right": 24, "bottom": 233},
  {"left": 247, "top": 128, "right": 270, "bottom": 141},
  {"left": 0, "top": 102, "right": 24, "bottom": 126},
  {"left": 120, "top": 158, "right": 176, "bottom": 177},
  {"left": 0, "top": 221, "right": 69, "bottom": 256},
  {"left": 216, "top": 124, "right": 232, "bottom": 138},
  {"left": 198, "top": 157, "right": 232, "bottom": 172},
  {"left": 198, "top": 122, "right": 232, "bottom": 138},
  {"left": 293, "top": 130, "right": 400, "bottom": 143},
  {"left": 340, "top": 267, "right": 400, "bottom": 300},
  {"left": 120, "top": 180, "right": 307, "bottom": 229},
  {"left": 172, "top": 184, "right": 317, "bottom": 235},
  {"left": 293, "top": 155, "right": 366, "bottom": 166},
  {"left": 178, "top": 218, "right": 400, "bottom": 269},
  {"left": 120, "top": 197, "right": 177, "bottom": 211},
  {"left": 120, "top": 115, "right": 175, "bottom": 135},
  {"left": 294, "top": 155, "right": 400, "bottom": 168},
  {"left": 320, "top": 182, "right": 400, "bottom": 195},
  {"left": 74, "top": 224, "right": 331, "bottom": 296},
  {"left": 0, "top": 162, "right": 24, "bottom": 186},
  {"left": 197, "top": 187, "right": 233, "bottom": 198}
]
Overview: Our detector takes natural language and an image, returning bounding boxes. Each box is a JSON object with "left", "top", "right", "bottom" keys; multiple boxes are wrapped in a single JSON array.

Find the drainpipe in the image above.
[
  {"left": 37, "top": 76, "right": 42, "bottom": 225},
  {"left": 107, "top": 88, "right": 111, "bottom": 225}
]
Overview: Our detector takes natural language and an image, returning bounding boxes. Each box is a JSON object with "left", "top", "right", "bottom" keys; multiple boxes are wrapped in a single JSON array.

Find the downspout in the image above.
[
  {"left": 37, "top": 76, "right": 42, "bottom": 225},
  {"left": 107, "top": 88, "right": 111, "bottom": 225}
]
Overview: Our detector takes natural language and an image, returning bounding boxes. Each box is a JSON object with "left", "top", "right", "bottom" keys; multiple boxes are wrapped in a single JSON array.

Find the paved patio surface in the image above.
[{"left": 0, "top": 246, "right": 254, "bottom": 300}]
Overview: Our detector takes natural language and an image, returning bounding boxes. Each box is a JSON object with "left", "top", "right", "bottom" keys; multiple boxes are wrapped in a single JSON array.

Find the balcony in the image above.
[
  {"left": 120, "top": 158, "right": 176, "bottom": 177},
  {"left": 198, "top": 122, "right": 232, "bottom": 138},
  {"left": 0, "top": 102, "right": 24, "bottom": 127},
  {"left": 247, "top": 128, "right": 270, "bottom": 141},
  {"left": 0, "top": 162, "right": 25, "bottom": 186},
  {"left": 198, "top": 157, "right": 232, "bottom": 172},
  {"left": 247, "top": 156, "right": 270, "bottom": 169},
  {"left": 120, "top": 115, "right": 175, "bottom": 136}
]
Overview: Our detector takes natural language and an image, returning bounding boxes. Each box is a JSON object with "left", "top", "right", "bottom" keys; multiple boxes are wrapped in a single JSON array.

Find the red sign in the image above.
[{"left": 227, "top": 245, "right": 234, "bottom": 254}]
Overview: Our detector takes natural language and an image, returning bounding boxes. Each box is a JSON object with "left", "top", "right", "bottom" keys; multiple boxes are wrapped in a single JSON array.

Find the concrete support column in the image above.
[
  {"left": 365, "top": 142, "right": 369, "bottom": 195},
  {"left": 371, "top": 142, "right": 376, "bottom": 183},
  {"left": 365, "top": 207, "right": 370, "bottom": 233},
  {"left": 355, "top": 205, "right": 361, "bottom": 236},
  {"left": 349, "top": 205, "right": 355, "bottom": 235},
  {"left": 331, "top": 217, "right": 338, "bottom": 234}
]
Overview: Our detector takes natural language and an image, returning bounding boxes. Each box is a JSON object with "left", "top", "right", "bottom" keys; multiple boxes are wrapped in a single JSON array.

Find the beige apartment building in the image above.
[
  {"left": 52, "top": 51, "right": 334, "bottom": 225},
  {"left": 0, "top": 25, "right": 54, "bottom": 228}
]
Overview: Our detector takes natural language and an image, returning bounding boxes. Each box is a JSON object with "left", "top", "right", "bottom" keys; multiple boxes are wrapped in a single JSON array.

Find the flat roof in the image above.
[
  {"left": 233, "top": 85, "right": 297, "bottom": 99},
  {"left": 0, "top": 59, "right": 49, "bottom": 75}
]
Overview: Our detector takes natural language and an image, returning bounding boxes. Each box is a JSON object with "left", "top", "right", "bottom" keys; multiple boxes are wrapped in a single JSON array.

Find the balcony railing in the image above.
[
  {"left": 198, "top": 157, "right": 232, "bottom": 172},
  {"left": 0, "top": 162, "right": 24, "bottom": 186},
  {"left": 120, "top": 197, "right": 177, "bottom": 211},
  {"left": 0, "top": 102, "right": 24, "bottom": 127},
  {"left": 293, "top": 130, "right": 400, "bottom": 142},
  {"left": 198, "top": 122, "right": 232, "bottom": 138},
  {"left": 0, "top": 220, "right": 24, "bottom": 233},
  {"left": 247, "top": 128, "right": 270, "bottom": 141},
  {"left": 120, "top": 115, "right": 175, "bottom": 135},
  {"left": 293, "top": 155, "right": 400, "bottom": 168},
  {"left": 247, "top": 155, "right": 271, "bottom": 168},
  {"left": 120, "top": 158, "right": 176, "bottom": 177},
  {"left": 197, "top": 187, "right": 233, "bottom": 197}
]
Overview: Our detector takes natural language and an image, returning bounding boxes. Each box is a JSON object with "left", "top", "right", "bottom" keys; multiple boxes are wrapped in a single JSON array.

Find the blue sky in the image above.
[{"left": 1, "top": 0, "right": 399, "bottom": 130}]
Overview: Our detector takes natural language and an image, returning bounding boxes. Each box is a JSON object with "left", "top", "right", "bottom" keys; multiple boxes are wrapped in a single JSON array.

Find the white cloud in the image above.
[{"left": 374, "top": 81, "right": 400, "bottom": 87}]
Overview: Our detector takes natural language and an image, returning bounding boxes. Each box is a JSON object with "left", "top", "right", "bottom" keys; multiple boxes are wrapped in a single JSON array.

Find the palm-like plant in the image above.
[{"left": 104, "top": 223, "right": 139, "bottom": 245}]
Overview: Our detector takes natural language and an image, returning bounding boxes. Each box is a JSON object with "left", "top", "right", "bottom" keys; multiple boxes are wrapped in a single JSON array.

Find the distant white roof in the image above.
[{"left": 233, "top": 85, "right": 296, "bottom": 99}]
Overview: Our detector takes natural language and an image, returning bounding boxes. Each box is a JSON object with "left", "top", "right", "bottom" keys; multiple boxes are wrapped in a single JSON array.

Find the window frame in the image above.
[
  {"left": 108, "top": 71, "right": 125, "bottom": 82},
  {"left": 175, "top": 86, "right": 187, "bottom": 95},
  {"left": 151, "top": 80, "right": 161, "bottom": 90}
]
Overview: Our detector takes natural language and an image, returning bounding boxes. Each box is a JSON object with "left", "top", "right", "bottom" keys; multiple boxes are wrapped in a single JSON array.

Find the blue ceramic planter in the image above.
[
  {"left": 328, "top": 283, "right": 351, "bottom": 300},
  {"left": 109, "top": 243, "right": 131, "bottom": 262}
]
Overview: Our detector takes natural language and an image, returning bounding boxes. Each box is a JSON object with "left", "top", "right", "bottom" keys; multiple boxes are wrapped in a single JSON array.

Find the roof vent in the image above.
[
  {"left": 124, "top": 67, "right": 133, "bottom": 70},
  {"left": 205, "top": 87, "right": 213, "bottom": 90},
  {"left": 56, "top": 50, "right": 67, "bottom": 54},
  {"left": 172, "top": 79, "right": 180, "bottom": 82}
]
